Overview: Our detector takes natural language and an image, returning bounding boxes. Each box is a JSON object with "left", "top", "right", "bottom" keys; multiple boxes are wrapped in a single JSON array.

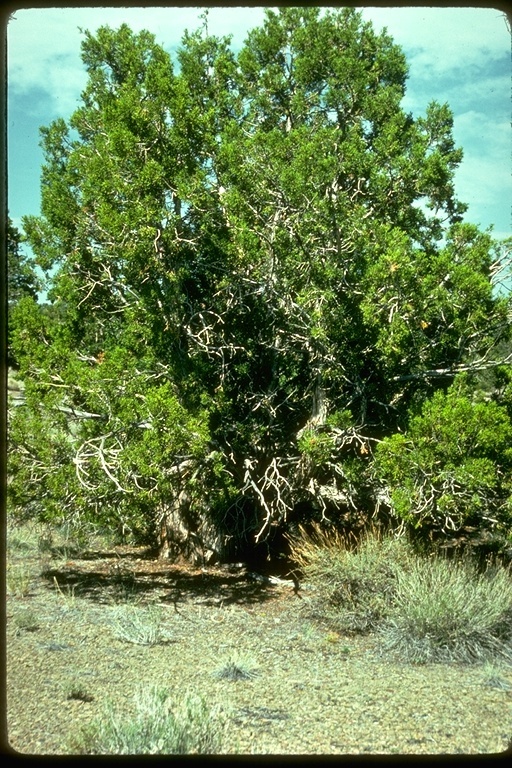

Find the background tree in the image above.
[
  {"left": 9, "top": 8, "right": 512, "bottom": 561},
  {"left": 7, "top": 218, "right": 40, "bottom": 367}
]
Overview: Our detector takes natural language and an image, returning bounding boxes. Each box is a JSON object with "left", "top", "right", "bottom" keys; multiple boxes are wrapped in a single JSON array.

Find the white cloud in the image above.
[
  {"left": 448, "top": 107, "right": 510, "bottom": 236},
  {"left": 7, "top": 6, "right": 268, "bottom": 116},
  {"left": 9, "top": 6, "right": 509, "bottom": 112},
  {"left": 454, "top": 111, "right": 510, "bottom": 157},
  {"left": 455, "top": 154, "right": 511, "bottom": 234},
  {"left": 362, "top": 6, "right": 510, "bottom": 76},
  {"left": 360, "top": 6, "right": 511, "bottom": 239},
  {"left": 8, "top": 7, "right": 188, "bottom": 115},
  {"left": 453, "top": 112, "right": 512, "bottom": 234},
  {"left": 7, "top": 5, "right": 511, "bottom": 239}
]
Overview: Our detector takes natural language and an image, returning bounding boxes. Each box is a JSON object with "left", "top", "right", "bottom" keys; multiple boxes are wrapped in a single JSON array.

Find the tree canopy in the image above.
[
  {"left": 8, "top": 8, "right": 512, "bottom": 562},
  {"left": 7, "top": 218, "right": 41, "bottom": 366}
]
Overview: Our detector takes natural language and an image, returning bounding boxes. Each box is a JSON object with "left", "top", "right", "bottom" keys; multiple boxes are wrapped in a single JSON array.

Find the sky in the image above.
[{"left": 6, "top": 4, "right": 512, "bottom": 247}]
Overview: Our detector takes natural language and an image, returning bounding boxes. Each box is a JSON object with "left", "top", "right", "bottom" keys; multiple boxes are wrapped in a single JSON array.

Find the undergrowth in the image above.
[
  {"left": 71, "top": 686, "right": 229, "bottom": 754},
  {"left": 112, "top": 604, "right": 171, "bottom": 646},
  {"left": 380, "top": 556, "right": 512, "bottom": 663},
  {"left": 289, "top": 524, "right": 512, "bottom": 662},
  {"left": 289, "top": 524, "right": 415, "bottom": 633}
]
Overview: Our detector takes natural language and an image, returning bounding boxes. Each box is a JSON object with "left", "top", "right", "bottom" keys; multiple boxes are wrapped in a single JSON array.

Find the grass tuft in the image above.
[
  {"left": 12, "top": 608, "right": 40, "bottom": 634},
  {"left": 289, "top": 523, "right": 512, "bottom": 664},
  {"left": 214, "top": 652, "right": 259, "bottom": 681},
  {"left": 480, "top": 661, "right": 512, "bottom": 690},
  {"left": 112, "top": 604, "right": 170, "bottom": 646},
  {"left": 379, "top": 556, "right": 512, "bottom": 663},
  {"left": 63, "top": 679, "right": 94, "bottom": 702},
  {"left": 289, "top": 524, "right": 414, "bottom": 633},
  {"left": 6, "top": 564, "right": 33, "bottom": 598},
  {"left": 71, "top": 686, "right": 228, "bottom": 754}
]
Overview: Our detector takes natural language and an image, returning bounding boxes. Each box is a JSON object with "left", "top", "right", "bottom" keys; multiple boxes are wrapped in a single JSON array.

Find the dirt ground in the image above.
[{"left": 5, "top": 535, "right": 512, "bottom": 755}]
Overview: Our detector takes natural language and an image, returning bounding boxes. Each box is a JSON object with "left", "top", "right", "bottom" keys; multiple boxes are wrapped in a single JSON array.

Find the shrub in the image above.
[
  {"left": 72, "top": 686, "right": 228, "bottom": 754},
  {"left": 289, "top": 525, "right": 415, "bottom": 633},
  {"left": 379, "top": 556, "right": 512, "bottom": 663}
]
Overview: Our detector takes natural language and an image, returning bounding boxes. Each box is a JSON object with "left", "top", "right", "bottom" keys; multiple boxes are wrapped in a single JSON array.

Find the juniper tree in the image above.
[{"left": 9, "top": 8, "right": 512, "bottom": 559}]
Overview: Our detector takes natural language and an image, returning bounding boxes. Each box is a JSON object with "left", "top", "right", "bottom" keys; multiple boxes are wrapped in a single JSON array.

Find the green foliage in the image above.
[
  {"left": 8, "top": 389, "right": 81, "bottom": 525},
  {"left": 72, "top": 686, "right": 228, "bottom": 754},
  {"left": 9, "top": 8, "right": 512, "bottom": 557},
  {"left": 380, "top": 557, "right": 512, "bottom": 663},
  {"left": 493, "top": 363, "right": 512, "bottom": 422},
  {"left": 289, "top": 526, "right": 415, "bottom": 633},
  {"left": 7, "top": 219, "right": 40, "bottom": 305},
  {"left": 297, "top": 428, "right": 335, "bottom": 466},
  {"left": 7, "top": 219, "right": 41, "bottom": 366},
  {"left": 360, "top": 224, "right": 502, "bottom": 384},
  {"left": 375, "top": 377, "right": 512, "bottom": 539}
]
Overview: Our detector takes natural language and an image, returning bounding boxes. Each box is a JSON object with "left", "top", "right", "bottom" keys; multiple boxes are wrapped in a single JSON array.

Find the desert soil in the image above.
[{"left": 5, "top": 538, "right": 512, "bottom": 756}]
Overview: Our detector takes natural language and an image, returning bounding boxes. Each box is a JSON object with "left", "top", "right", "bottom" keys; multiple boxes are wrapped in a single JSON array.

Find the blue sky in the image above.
[{"left": 7, "top": 5, "right": 512, "bottom": 245}]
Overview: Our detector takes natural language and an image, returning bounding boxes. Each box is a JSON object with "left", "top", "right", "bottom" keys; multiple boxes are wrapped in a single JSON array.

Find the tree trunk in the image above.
[{"left": 158, "top": 492, "right": 224, "bottom": 564}]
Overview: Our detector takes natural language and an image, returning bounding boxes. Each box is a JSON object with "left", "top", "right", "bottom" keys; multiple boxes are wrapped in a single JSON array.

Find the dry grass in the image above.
[
  {"left": 288, "top": 523, "right": 512, "bottom": 663},
  {"left": 71, "top": 686, "right": 230, "bottom": 754},
  {"left": 288, "top": 524, "right": 414, "bottom": 633},
  {"left": 214, "top": 652, "right": 259, "bottom": 681},
  {"left": 380, "top": 556, "right": 512, "bottom": 663},
  {"left": 112, "top": 604, "right": 171, "bottom": 646}
]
